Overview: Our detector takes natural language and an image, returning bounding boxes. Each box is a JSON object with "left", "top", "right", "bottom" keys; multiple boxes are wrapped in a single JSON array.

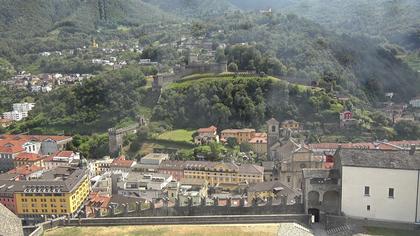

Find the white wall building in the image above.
[
  {"left": 337, "top": 148, "right": 420, "bottom": 224},
  {"left": 410, "top": 97, "right": 420, "bottom": 108}
]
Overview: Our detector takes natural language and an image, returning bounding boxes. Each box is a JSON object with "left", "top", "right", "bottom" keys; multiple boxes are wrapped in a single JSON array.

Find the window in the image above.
[
  {"left": 287, "top": 176, "right": 291, "bottom": 183},
  {"left": 389, "top": 188, "right": 394, "bottom": 198},
  {"left": 271, "top": 126, "right": 276, "bottom": 132},
  {"left": 367, "top": 205, "right": 371, "bottom": 211},
  {"left": 364, "top": 186, "right": 370, "bottom": 196}
]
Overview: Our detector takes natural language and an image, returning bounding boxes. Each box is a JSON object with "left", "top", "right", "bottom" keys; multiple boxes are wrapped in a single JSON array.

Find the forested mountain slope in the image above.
[{"left": 229, "top": 0, "right": 420, "bottom": 49}]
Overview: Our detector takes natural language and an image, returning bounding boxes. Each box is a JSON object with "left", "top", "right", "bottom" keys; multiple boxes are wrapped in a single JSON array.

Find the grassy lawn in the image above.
[
  {"left": 365, "top": 227, "right": 420, "bottom": 236},
  {"left": 156, "top": 129, "right": 194, "bottom": 143},
  {"left": 44, "top": 224, "right": 279, "bottom": 236}
]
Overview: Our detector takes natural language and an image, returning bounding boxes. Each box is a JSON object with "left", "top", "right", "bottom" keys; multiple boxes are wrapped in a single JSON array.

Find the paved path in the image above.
[{"left": 312, "top": 223, "right": 328, "bottom": 236}]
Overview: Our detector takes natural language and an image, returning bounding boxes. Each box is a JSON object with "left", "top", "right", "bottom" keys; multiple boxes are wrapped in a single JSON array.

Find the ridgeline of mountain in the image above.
[
  {"left": 228, "top": 0, "right": 420, "bottom": 49},
  {"left": 0, "top": 0, "right": 175, "bottom": 38},
  {"left": 143, "top": 0, "right": 236, "bottom": 18}
]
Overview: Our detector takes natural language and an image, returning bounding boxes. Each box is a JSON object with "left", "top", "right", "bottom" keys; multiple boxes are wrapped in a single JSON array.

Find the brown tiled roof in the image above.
[
  {"left": 7, "top": 165, "right": 44, "bottom": 176},
  {"left": 15, "top": 152, "right": 42, "bottom": 162},
  {"left": 0, "top": 134, "right": 72, "bottom": 143},
  {"left": 197, "top": 126, "right": 217, "bottom": 133},
  {"left": 111, "top": 156, "right": 134, "bottom": 168},
  {"left": 55, "top": 151, "right": 74, "bottom": 158}
]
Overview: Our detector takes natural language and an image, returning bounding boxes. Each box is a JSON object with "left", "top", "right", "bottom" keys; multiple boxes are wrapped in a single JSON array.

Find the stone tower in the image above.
[{"left": 266, "top": 118, "right": 280, "bottom": 160}]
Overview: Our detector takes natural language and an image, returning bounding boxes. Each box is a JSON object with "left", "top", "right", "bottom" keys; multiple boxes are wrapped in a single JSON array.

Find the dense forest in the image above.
[
  {"left": 153, "top": 76, "right": 345, "bottom": 130},
  {"left": 8, "top": 66, "right": 149, "bottom": 134}
]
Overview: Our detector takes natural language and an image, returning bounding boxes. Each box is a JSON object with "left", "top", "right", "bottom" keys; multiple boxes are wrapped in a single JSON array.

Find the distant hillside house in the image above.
[
  {"left": 194, "top": 126, "right": 219, "bottom": 145},
  {"left": 410, "top": 96, "right": 420, "bottom": 108},
  {"left": 220, "top": 128, "right": 256, "bottom": 144},
  {"left": 281, "top": 120, "right": 301, "bottom": 131}
]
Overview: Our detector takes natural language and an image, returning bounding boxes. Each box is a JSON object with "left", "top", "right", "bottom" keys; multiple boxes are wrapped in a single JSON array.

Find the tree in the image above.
[
  {"left": 395, "top": 121, "right": 420, "bottom": 140},
  {"left": 226, "top": 137, "right": 238, "bottom": 148},
  {"left": 228, "top": 62, "right": 238, "bottom": 72},
  {"left": 240, "top": 142, "right": 252, "bottom": 153}
]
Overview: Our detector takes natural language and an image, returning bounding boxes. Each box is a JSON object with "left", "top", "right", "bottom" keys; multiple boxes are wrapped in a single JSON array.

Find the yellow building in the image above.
[
  {"left": 15, "top": 167, "right": 90, "bottom": 217},
  {"left": 183, "top": 161, "right": 264, "bottom": 187},
  {"left": 247, "top": 181, "right": 298, "bottom": 204},
  {"left": 281, "top": 120, "right": 300, "bottom": 130},
  {"left": 220, "top": 129, "right": 256, "bottom": 144},
  {"left": 249, "top": 133, "right": 267, "bottom": 155}
]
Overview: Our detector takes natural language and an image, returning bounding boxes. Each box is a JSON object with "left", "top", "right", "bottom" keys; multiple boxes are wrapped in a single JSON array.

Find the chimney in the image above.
[{"left": 409, "top": 145, "right": 416, "bottom": 155}]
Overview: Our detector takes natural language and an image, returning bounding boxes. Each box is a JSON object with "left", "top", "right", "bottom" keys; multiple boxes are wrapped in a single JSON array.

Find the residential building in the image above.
[
  {"left": 194, "top": 126, "right": 219, "bottom": 144},
  {"left": 183, "top": 161, "right": 264, "bottom": 187},
  {"left": 158, "top": 160, "right": 186, "bottom": 181},
  {"left": 13, "top": 152, "right": 44, "bottom": 168},
  {"left": 0, "top": 180, "right": 22, "bottom": 214},
  {"left": 177, "top": 178, "right": 208, "bottom": 207},
  {"left": 116, "top": 172, "right": 172, "bottom": 201},
  {"left": 247, "top": 181, "right": 299, "bottom": 204},
  {"left": 90, "top": 156, "right": 113, "bottom": 176},
  {"left": 339, "top": 111, "right": 358, "bottom": 128},
  {"left": 43, "top": 151, "right": 80, "bottom": 170},
  {"left": 409, "top": 96, "right": 420, "bottom": 108},
  {"left": 249, "top": 133, "right": 267, "bottom": 155},
  {"left": 110, "top": 156, "right": 136, "bottom": 172},
  {"left": 85, "top": 192, "right": 111, "bottom": 218},
  {"left": 220, "top": 129, "right": 256, "bottom": 144},
  {"left": 3, "top": 111, "right": 25, "bottom": 121},
  {"left": 14, "top": 167, "right": 90, "bottom": 218},
  {"left": 281, "top": 120, "right": 301, "bottom": 130},
  {"left": 7, "top": 165, "right": 45, "bottom": 180},
  {"left": 0, "top": 134, "right": 73, "bottom": 155},
  {"left": 12, "top": 103, "right": 35, "bottom": 113}
]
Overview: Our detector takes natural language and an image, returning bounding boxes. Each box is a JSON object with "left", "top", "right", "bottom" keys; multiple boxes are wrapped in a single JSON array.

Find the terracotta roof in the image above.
[
  {"left": 55, "top": 151, "right": 74, "bottom": 158},
  {"left": 249, "top": 133, "right": 267, "bottom": 144},
  {"left": 221, "top": 128, "right": 256, "bottom": 133},
  {"left": 111, "top": 156, "right": 135, "bottom": 168},
  {"left": 8, "top": 165, "right": 44, "bottom": 175},
  {"left": 197, "top": 126, "right": 217, "bottom": 133},
  {"left": 0, "top": 134, "right": 72, "bottom": 143},
  {"left": 0, "top": 142, "right": 25, "bottom": 154},
  {"left": 88, "top": 192, "right": 111, "bottom": 209},
  {"left": 15, "top": 152, "right": 42, "bottom": 162}
]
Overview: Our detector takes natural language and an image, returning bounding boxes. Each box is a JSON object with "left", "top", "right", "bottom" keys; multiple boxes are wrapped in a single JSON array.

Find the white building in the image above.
[
  {"left": 410, "top": 96, "right": 420, "bottom": 108},
  {"left": 3, "top": 111, "right": 24, "bottom": 121},
  {"left": 13, "top": 103, "right": 35, "bottom": 113},
  {"left": 337, "top": 148, "right": 420, "bottom": 224}
]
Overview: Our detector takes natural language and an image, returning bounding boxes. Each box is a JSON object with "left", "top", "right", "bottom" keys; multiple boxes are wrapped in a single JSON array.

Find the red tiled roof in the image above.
[
  {"left": 55, "top": 151, "right": 74, "bottom": 158},
  {"left": 111, "top": 156, "right": 134, "bottom": 168},
  {"left": 0, "top": 134, "right": 72, "bottom": 143},
  {"left": 88, "top": 192, "right": 111, "bottom": 209},
  {"left": 197, "top": 126, "right": 217, "bottom": 133},
  {"left": 8, "top": 165, "right": 44, "bottom": 175},
  {"left": 15, "top": 152, "right": 42, "bottom": 162},
  {"left": 249, "top": 133, "right": 267, "bottom": 144},
  {"left": 0, "top": 140, "right": 25, "bottom": 154}
]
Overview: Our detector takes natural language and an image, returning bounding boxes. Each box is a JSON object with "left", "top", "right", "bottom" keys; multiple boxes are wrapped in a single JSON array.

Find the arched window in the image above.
[{"left": 271, "top": 126, "right": 276, "bottom": 132}]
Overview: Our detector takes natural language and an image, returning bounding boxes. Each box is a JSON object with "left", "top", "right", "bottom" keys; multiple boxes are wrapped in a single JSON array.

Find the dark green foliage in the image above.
[
  {"left": 153, "top": 76, "right": 344, "bottom": 130},
  {"left": 395, "top": 121, "right": 420, "bottom": 140},
  {"left": 11, "top": 66, "right": 149, "bottom": 134}
]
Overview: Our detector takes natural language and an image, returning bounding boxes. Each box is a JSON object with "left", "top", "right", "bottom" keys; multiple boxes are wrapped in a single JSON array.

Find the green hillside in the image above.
[
  {"left": 229, "top": 0, "right": 420, "bottom": 49},
  {"left": 0, "top": 0, "right": 176, "bottom": 38}
]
